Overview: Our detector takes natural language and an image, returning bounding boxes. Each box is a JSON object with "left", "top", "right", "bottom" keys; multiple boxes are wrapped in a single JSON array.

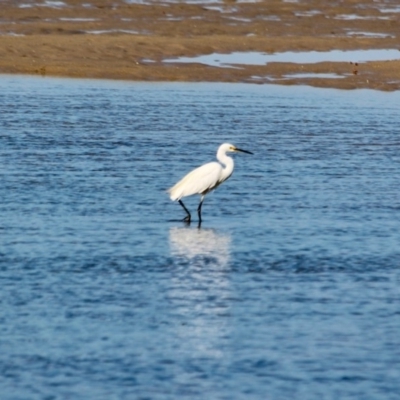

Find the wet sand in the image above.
[{"left": 1, "top": 0, "right": 400, "bottom": 90}]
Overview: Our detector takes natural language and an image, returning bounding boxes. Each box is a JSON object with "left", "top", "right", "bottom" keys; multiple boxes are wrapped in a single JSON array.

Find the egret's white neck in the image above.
[{"left": 217, "top": 147, "right": 234, "bottom": 181}]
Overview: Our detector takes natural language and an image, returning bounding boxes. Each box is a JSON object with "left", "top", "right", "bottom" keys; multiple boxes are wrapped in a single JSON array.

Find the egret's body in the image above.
[{"left": 168, "top": 143, "right": 252, "bottom": 224}]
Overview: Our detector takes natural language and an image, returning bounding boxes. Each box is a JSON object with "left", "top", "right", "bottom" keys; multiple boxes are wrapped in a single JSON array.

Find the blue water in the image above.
[{"left": 1, "top": 76, "right": 400, "bottom": 399}]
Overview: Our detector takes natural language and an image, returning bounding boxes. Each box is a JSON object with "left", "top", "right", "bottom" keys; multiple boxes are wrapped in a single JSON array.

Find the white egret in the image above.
[{"left": 168, "top": 143, "right": 253, "bottom": 224}]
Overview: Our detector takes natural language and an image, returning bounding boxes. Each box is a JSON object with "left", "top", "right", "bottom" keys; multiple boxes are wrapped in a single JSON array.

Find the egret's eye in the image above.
[{"left": 230, "top": 146, "right": 235, "bottom": 151}]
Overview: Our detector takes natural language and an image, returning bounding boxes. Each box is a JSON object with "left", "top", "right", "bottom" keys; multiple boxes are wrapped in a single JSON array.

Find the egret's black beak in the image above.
[{"left": 235, "top": 147, "right": 253, "bottom": 155}]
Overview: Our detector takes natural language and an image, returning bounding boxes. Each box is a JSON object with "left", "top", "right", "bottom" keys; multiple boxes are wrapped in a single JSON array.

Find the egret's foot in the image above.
[{"left": 183, "top": 216, "right": 191, "bottom": 224}]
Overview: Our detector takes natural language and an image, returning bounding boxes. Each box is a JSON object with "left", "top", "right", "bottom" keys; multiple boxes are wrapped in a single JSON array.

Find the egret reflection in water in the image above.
[
  {"left": 168, "top": 227, "right": 233, "bottom": 359},
  {"left": 169, "top": 226, "right": 231, "bottom": 268}
]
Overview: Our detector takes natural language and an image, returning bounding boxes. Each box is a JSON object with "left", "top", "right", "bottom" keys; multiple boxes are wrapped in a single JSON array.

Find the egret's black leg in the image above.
[
  {"left": 179, "top": 200, "right": 191, "bottom": 223},
  {"left": 197, "top": 196, "right": 205, "bottom": 227}
]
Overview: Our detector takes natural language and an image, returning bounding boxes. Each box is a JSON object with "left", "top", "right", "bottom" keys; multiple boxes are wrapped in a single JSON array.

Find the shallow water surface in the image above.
[
  {"left": 1, "top": 76, "right": 400, "bottom": 399},
  {"left": 164, "top": 49, "right": 400, "bottom": 67}
]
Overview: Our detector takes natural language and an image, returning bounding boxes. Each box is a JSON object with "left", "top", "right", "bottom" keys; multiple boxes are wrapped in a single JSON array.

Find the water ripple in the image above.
[{"left": 1, "top": 76, "right": 400, "bottom": 399}]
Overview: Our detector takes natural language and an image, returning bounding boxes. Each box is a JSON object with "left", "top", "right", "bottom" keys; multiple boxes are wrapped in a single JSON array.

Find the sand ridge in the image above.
[{"left": 1, "top": 0, "right": 399, "bottom": 90}]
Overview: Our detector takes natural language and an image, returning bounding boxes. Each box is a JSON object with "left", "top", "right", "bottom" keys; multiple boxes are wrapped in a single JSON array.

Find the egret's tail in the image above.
[{"left": 167, "top": 183, "right": 182, "bottom": 201}]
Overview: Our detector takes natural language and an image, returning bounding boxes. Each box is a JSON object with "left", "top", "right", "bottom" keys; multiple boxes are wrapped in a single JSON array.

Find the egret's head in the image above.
[{"left": 221, "top": 143, "right": 253, "bottom": 155}]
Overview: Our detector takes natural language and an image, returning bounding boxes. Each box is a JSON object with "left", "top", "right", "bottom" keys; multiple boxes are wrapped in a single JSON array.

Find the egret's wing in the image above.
[{"left": 168, "top": 162, "right": 223, "bottom": 201}]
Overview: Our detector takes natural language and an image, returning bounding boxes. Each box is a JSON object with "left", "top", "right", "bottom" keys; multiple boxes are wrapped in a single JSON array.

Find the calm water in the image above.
[
  {"left": 164, "top": 49, "right": 400, "bottom": 67},
  {"left": 1, "top": 76, "right": 400, "bottom": 400}
]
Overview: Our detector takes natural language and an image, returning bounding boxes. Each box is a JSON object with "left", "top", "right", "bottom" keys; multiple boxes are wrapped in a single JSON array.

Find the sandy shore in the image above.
[{"left": 1, "top": 0, "right": 400, "bottom": 90}]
